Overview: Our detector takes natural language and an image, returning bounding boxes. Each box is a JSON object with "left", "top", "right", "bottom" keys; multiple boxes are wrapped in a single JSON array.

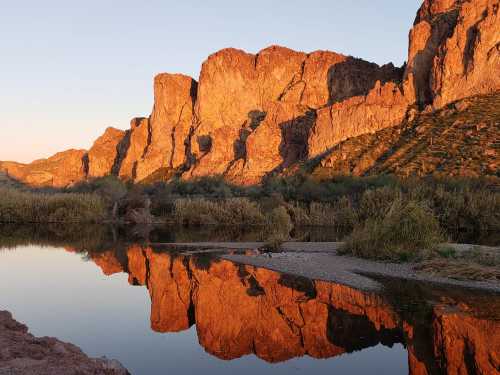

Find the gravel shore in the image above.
[{"left": 165, "top": 242, "right": 500, "bottom": 293}]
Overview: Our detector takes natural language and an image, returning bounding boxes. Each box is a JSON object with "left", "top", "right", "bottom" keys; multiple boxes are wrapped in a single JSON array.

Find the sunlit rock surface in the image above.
[
  {"left": 2, "top": 0, "right": 498, "bottom": 187},
  {"left": 0, "top": 310, "right": 129, "bottom": 375}
]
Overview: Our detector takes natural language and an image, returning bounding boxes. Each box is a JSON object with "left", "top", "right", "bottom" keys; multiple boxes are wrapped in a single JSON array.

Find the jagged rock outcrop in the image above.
[
  {"left": 0, "top": 150, "right": 88, "bottom": 188},
  {"left": 2, "top": 0, "right": 498, "bottom": 187},
  {"left": 406, "top": 0, "right": 500, "bottom": 109},
  {"left": 87, "top": 127, "right": 126, "bottom": 178},
  {"left": 0, "top": 310, "right": 129, "bottom": 375},
  {"left": 185, "top": 46, "right": 404, "bottom": 182},
  {"left": 118, "top": 117, "right": 149, "bottom": 180},
  {"left": 308, "top": 81, "right": 410, "bottom": 159}
]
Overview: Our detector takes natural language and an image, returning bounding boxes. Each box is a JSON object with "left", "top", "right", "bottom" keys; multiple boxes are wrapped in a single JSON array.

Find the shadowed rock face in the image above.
[
  {"left": 2, "top": 0, "right": 498, "bottom": 187},
  {"left": 406, "top": 0, "right": 500, "bottom": 109},
  {"left": 88, "top": 245, "right": 500, "bottom": 373},
  {"left": 87, "top": 127, "right": 127, "bottom": 179}
]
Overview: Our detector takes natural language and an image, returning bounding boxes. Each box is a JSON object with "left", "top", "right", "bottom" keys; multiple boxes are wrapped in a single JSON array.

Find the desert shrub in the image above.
[
  {"left": 258, "top": 193, "right": 286, "bottom": 212},
  {"left": 307, "top": 202, "right": 337, "bottom": 226},
  {"left": 167, "top": 176, "right": 238, "bottom": 198},
  {"left": 0, "top": 188, "right": 104, "bottom": 223},
  {"left": 358, "top": 187, "right": 402, "bottom": 221},
  {"left": 173, "top": 198, "right": 222, "bottom": 225},
  {"left": 431, "top": 186, "right": 500, "bottom": 233},
  {"left": 342, "top": 199, "right": 444, "bottom": 261},
  {"left": 265, "top": 206, "right": 292, "bottom": 232},
  {"left": 288, "top": 203, "right": 312, "bottom": 226},
  {"left": 71, "top": 176, "right": 127, "bottom": 208},
  {"left": 332, "top": 197, "right": 358, "bottom": 231},
  {"left": 173, "top": 197, "right": 265, "bottom": 226}
]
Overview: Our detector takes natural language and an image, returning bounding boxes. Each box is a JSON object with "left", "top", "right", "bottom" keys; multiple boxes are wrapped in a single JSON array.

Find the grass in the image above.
[
  {"left": 1, "top": 175, "right": 498, "bottom": 248},
  {"left": 341, "top": 199, "right": 445, "bottom": 261},
  {"left": 414, "top": 259, "right": 500, "bottom": 281},
  {"left": 0, "top": 188, "right": 104, "bottom": 223},
  {"left": 173, "top": 198, "right": 266, "bottom": 226}
]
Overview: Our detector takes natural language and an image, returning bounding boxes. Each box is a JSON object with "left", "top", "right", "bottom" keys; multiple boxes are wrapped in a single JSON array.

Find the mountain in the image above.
[{"left": 2, "top": 0, "right": 499, "bottom": 187}]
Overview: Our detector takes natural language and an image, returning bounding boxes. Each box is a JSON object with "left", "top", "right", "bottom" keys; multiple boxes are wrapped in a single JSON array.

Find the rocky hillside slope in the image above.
[
  {"left": 2, "top": 0, "right": 499, "bottom": 187},
  {"left": 312, "top": 93, "right": 500, "bottom": 179}
]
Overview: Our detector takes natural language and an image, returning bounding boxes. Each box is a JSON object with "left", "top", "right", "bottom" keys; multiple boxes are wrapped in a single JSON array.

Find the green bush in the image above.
[
  {"left": 70, "top": 176, "right": 127, "bottom": 208},
  {"left": 0, "top": 188, "right": 105, "bottom": 223},
  {"left": 358, "top": 187, "right": 402, "bottom": 221},
  {"left": 332, "top": 197, "right": 358, "bottom": 231},
  {"left": 173, "top": 197, "right": 265, "bottom": 226},
  {"left": 342, "top": 199, "right": 445, "bottom": 261},
  {"left": 265, "top": 206, "right": 292, "bottom": 232}
]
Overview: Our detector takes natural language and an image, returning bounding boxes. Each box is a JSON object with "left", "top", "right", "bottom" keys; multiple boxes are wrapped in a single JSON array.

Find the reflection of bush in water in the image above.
[
  {"left": 326, "top": 306, "right": 403, "bottom": 352},
  {"left": 245, "top": 276, "right": 266, "bottom": 297},
  {"left": 278, "top": 273, "right": 317, "bottom": 299},
  {"left": 191, "top": 253, "right": 222, "bottom": 271},
  {"left": 0, "top": 223, "right": 112, "bottom": 251}
]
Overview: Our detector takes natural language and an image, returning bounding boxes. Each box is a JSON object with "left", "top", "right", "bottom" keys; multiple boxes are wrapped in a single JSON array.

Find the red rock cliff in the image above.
[{"left": 2, "top": 0, "right": 498, "bottom": 187}]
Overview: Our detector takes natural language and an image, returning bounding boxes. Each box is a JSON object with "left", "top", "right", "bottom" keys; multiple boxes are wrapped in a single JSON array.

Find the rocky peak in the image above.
[
  {"left": 2, "top": 0, "right": 498, "bottom": 187},
  {"left": 415, "top": 0, "right": 461, "bottom": 23},
  {"left": 88, "top": 127, "right": 126, "bottom": 178}
]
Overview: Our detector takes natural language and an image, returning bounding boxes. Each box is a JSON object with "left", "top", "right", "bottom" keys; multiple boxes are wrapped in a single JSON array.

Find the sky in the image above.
[{"left": 0, "top": 0, "right": 421, "bottom": 163}]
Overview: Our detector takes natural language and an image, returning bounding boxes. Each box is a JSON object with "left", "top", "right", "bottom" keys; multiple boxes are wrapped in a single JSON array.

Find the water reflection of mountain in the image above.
[{"left": 73, "top": 245, "right": 500, "bottom": 374}]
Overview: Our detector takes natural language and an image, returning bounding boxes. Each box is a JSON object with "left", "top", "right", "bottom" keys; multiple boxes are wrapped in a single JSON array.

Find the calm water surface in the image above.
[{"left": 0, "top": 227, "right": 498, "bottom": 375}]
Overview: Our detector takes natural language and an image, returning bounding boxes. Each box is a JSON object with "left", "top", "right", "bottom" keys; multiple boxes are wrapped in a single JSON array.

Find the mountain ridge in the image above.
[{"left": 2, "top": 0, "right": 499, "bottom": 187}]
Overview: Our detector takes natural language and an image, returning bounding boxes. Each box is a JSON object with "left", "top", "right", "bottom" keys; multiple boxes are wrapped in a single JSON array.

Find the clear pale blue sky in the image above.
[{"left": 0, "top": 0, "right": 421, "bottom": 163}]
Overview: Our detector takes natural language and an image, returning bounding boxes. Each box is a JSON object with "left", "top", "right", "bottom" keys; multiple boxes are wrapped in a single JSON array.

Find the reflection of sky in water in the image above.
[{"left": 0, "top": 246, "right": 408, "bottom": 374}]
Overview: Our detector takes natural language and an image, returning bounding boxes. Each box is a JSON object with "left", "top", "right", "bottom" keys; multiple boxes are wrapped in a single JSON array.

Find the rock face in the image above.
[
  {"left": 0, "top": 310, "right": 129, "bottom": 375},
  {"left": 0, "top": 150, "right": 88, "bottom": 188},
  {"left": 83, "top": 244, "right": 500, "bottom": 373},
  {"left": 2, "top": 0, "right": 498, "bottom": 187},
  {"left": 87, "top": 127, "right": 127, "bottom": 178},
  {"left": 406, "top": 0, "right": 500, "bottom": 109},
  {"left": 118, "top": 117, "right": 150, "bottom": 180},
  {"left": 184, "top": 46, "right": 404, "bottom": 183},
  {"left": 313, "top": 93, "right": 500, "bottom": 178}
]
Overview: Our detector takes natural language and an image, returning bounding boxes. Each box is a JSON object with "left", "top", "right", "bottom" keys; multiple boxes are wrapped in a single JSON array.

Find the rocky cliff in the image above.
[{"left": 2, "top": 0, "right": 498, "bottom": 187}]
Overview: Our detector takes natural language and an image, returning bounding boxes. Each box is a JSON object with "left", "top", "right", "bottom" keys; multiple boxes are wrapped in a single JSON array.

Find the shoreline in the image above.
[
  {"left": 164, "top": 242, "right": 500, "bottom": 293},
  {"left": 0, "top": 311, "right": 129, "bottom": 375}
]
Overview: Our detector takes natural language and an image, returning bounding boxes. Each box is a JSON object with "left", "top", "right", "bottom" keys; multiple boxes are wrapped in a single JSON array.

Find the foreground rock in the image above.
[
  {"left": 0, "top": 311, "right": 129, "bottom": 375},
  {"left": 2, "top": 0, "right": 499, "bottom": 187}
]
